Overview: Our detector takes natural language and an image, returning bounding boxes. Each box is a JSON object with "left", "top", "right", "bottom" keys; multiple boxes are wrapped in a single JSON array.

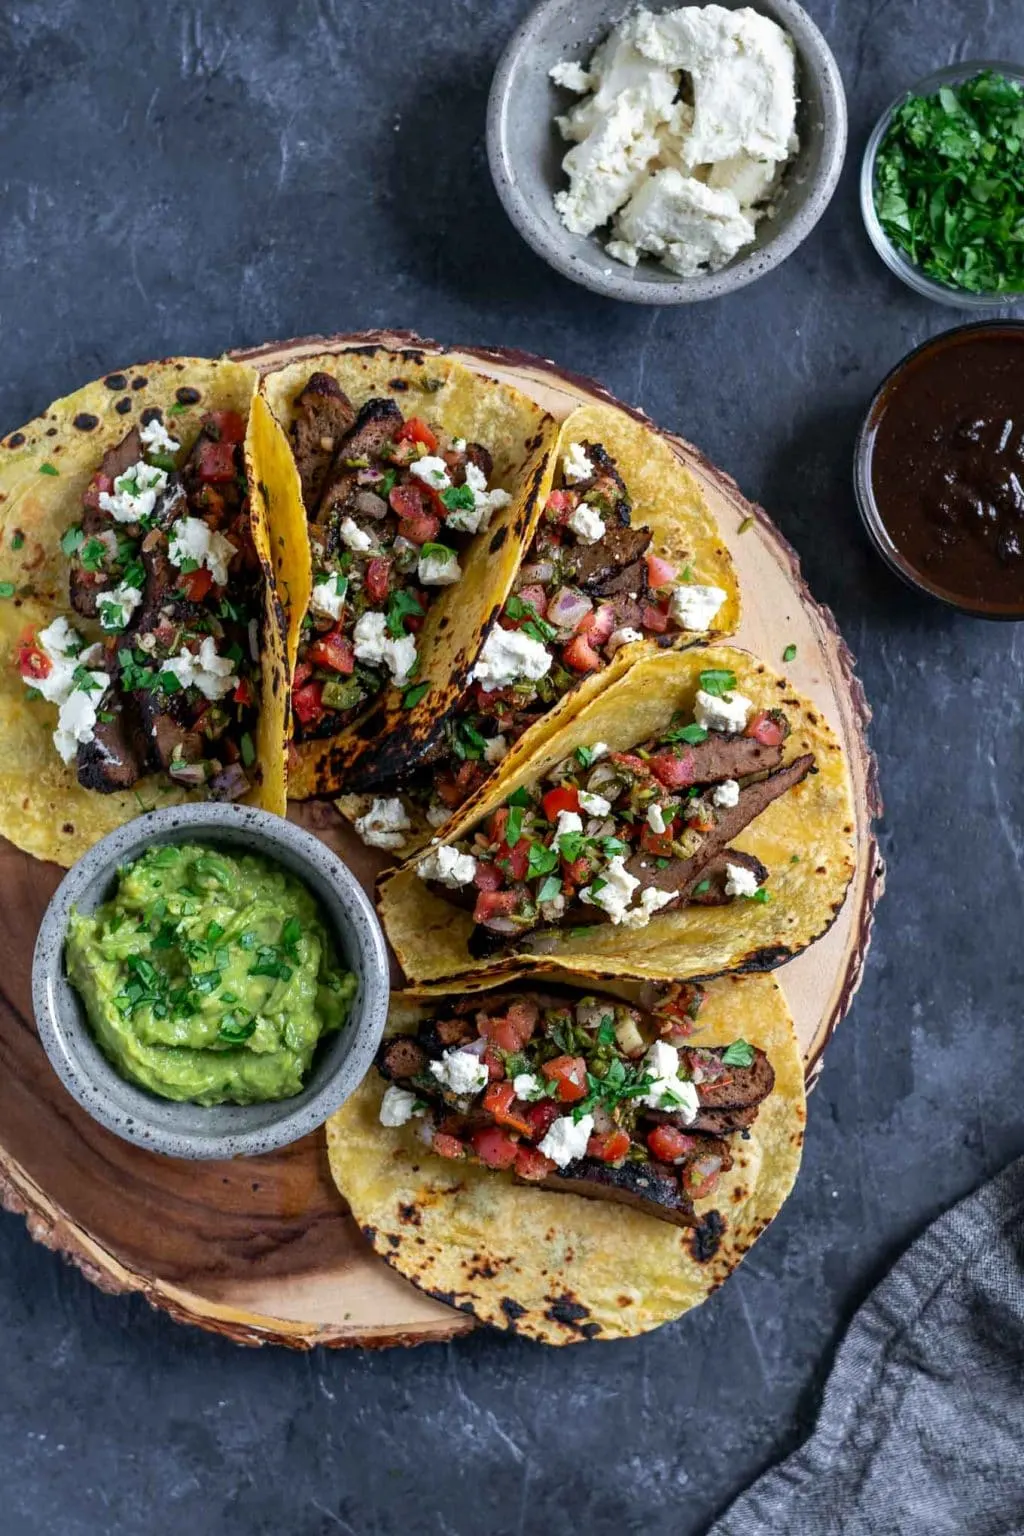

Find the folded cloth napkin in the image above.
[{"left": 708, "top": 1154, "right": 1024, "bottom": 1536}]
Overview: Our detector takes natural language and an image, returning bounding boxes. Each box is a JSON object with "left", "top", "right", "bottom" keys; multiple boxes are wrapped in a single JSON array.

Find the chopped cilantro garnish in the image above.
[
  {"left": 557, "top": 830, "right": 585, "bottom": 862},
  {"left": 377, "top": 468, "right": 398, "bottom": 499},
  {"left": 656, "top": 857, "right": 670, "bottom": 869},
  {"left": 665, "top": 723, "right": 708, "bottom": 746},
  {"left": 527, "top": 843, "right": 559, "bottom": 879},
  {"left": 281, "top": 916, "right": 302, "bottom": 951},
  {"left": 79, "top": 537, "right": 107, "bottom": 573},
  {"left": 600, "top": 836, "right": 628, "bottom": 859},
  {"left": 783, "top": 643, "right": 797, "bottom": 663},
  {"left": 0, "top": 582, "right": 14, "bottom": 598},
  {"left": 692, "top": 879, "right": 711, "bottom": 895},
  {"left": 240, "top": 732, "right": 256, "bottom": 767},
  {"left": 790, "top": 853, "right": 801, "bottom": 863},
  {"left": 722, "top": 1040, "right": 755, "bottom": 1068},
  {"left": 60, "top": 525, "right": 84, "bottom": 557},
  {"left": 10, "top": 531, "right": 24, "bottom": 550},
  {"left": 596, "top": 1018, "right": 616, "bottom": 1046},
  {"left": 168, "top": 401, "right": 189, "bottom": 415},
  {"left": 420, "top": 541, "right": 456, "bottom": 564},
  {"left": 402, "top": 682, "right": 430, "bottom": 709},
  {"left": 589, "top": 875, "right": 607, "bottom": 894},
  {"left": 575, "top": 745, "right": 595, "bottom": 769},
  {"left": 680, "top": 565, "right": 694, "bottom": 582},
  {"left": 218, "top": 1016, "right": 257, "bottom": 1043},
  {"left": 537, "top": 875, "right": 562, "bottom": 904},
  {"left": 505, "top": 805, "right": 524, "bottom": 846},
  {"left": 385, "top": 588, "right": 424, "bottom": 637},
  {"left": 505, "top": 594, "right": 558, "bottom": 644},
  {"left": 453, "top": 718, "right": 489, "bottom": 760},
  {"left": 749, "top": 887, "right": 771, "bottom": 904},
  {"left": 440, "top": 484, "right": 475, "bottom": 513},
  {"left": 506, "top": 787, "right": 532, "bottom": 809},
  {"left": 39, "top": 462, "right": 59, "bottom": 476},
  {"left": 698, "top": 668, "right": 737, "bottom": 697}
]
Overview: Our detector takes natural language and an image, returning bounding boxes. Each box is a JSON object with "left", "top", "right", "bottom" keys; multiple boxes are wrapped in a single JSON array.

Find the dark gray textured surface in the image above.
[{"left": 1, "top": 3, "right": 1021, "bottom": 1533}]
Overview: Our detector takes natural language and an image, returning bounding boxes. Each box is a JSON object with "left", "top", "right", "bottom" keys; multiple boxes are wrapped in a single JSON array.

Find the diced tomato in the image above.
[
  {"left": 560, "top": 855, "right": 591, "bottom": 890},
  {"left": 482, "top": 1046, "right": 505, "bottom": 1082},
  {"left": 640, "top": 825, "right": 675, "bottom": 858},
  {"left": 479, "top": 999, "right": 536, "bottom": 1054},
  {"left": 397, "top": 510, "right": 441, "bottom": 545},
  {"left": 745, "top": 709, "right": 786, "bottom": 747},
  {"left": 82, "top": 472, "right": 114, "bottom": 512},
  {"left": 472, "top": 888, "right": 519, "bottom": 925},
  {"left": 649, "top": 749, "right": 696, "bottom": 789},
  {"left": 544, "top": 488, "right": 573, "bottom": 523},
  {"left": 587, "top": 1129, "right": 631, "bottom": 1164},
  {"left": 562, "top": 634, "right": 602, "bottom": 674},
  {"left": 514, "top": 1145, "right": 556, "bottom": 1181},
  {"left": 541, "top": 1054, "right": 588, "bottom": 1104},
  {"left": 308, "top": 627, "right": 355, "bottom": 674},
  {"left": 521, "top": 1100, "right": 560, "bottom": 1141},
  {"left": 435, "top": 760, "right": 485, "bottom": 809},
  {"left": 17, "top": 639, "right": 51, "bottom": 682},
  {"left": 497, "top": 839, "right": 529, "bottom": 882},
  {"left": 179, "top": 565, "right": 215, "bottom": 603},
  {"left": 394, "top": 417, "right": 438, "bottom": 453},
  {"left": 505, "top": 1000, "right": 539, "bottom": 1044},
  {"left": 641, "top": 603, "right": 670, "bottom": 634},
  {"left": 364, "top": 557, "right": 391, "bottom": 604},
  {"left": 292, "top": 661, "right": 312, "bottom": 690},
  {"left": 291, "top": 679, "right": 325, "bottom": 727},
  {"left": 610, "top": 752, "right": 650, "bottom": 777},
  {"left": 488, "top": 806, "right": 509, "bottom": 844},
  {"left": 473, "top": 862, "right": 503, "bottom": 892},
  {"left": 507, "top": 584, "right": 548, "bottom": 624},
  {"left": 205, "top": 410, "right": 246, "bottom": 444},
  {"left": 577, "top": 603, "right": 616, "bottom": 645},
  {"left": 542, "top": 785, "right": 579, "bottom": 821},
  {"left": 471, "top": 1126, "right": 520, "bottom": 1170},
  {"left": 233, "top": 677, "right": 254, "bottom": 707},
  {"left": 482, "top": 1082, "right": 534, "bottom": 1136},
  {"left": 432, "top": 1131, "right": 467, "bottom": 1161},
  {"left": 683, "top": 1157, "right": 723, "bottom": 1201},
  {"left": 646, "top": 554, "right": 677, "bottom": 590},
  {"left": 648, "top": 1125, "right": 697, "bottom": 1164},
  {"left": 196, "top": 439, "right": 238, "bottom": 483}
]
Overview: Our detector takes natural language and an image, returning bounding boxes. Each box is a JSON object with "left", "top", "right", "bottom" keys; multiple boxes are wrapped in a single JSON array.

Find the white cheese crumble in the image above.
[
  {"left": 168, "top": 516, "right": 237, "bottom": 587},
  {"left": 483, "top": 734, "right": 508, "bottom": 765},
  {"left": 337, "top": 516, "right": 374, "bottom": 553},
  {"left": 352, "top": 611, "right": 417, "bottom": 686},
  {"left": 590, "top": 741, "right": 610, "bottom": 761},
  {"left": 139, "top": 417, "right": 180, "bottom": 456},
  {"left": 607, "top": 625, "right": 642, "bottom": 655},
  {"left": 429, "top": 1049, "right": 490, "bottom": 1097},
  {"left": 668, "top": 581, "right": 728, "bottom": 632},
  {"left": 310, "top": 575, "right": 347, "bottom": 623},
  {"left": 417, "top": 545, "right": 462, "bottom": 587},
  {"left": 562, "top": 442, "right": 595, "bottom": 484},
  {"left": 426, "top": 799, "right": 451, "bottom": 828},
  {"left": 538, "top": 1112, "right": 595, "bottom": 1169},
  {"left": 354, "top": 797, "right": 411, "bottom": 851},
  {"left": 553, "top": 809, "right": 583, "bottom": 842},
  {"left": 568, "top": 502, "right": 606, "bottom": 544},
  {"left": 159, "top": 636, "right": 238, "bottom": 700},
  {"left": 409, "top": 456, "right": 451, "bottom": 491},
  {"left": 54, "top": 683, "right": 108, "bottom": 763},
  {"left": 379, "top": 1085, "right": 421, "bottom": 1128},
  {"left": 647, "top": 802, "right": 667, "bottom": 834},
  {"left": 97, "top": 582, "right": 142, "bottom": 632},
  {"left": 512, "top": 1072, "right": 545, "bottom": 1102},
  {"left": 712, "top": 778, "right": 740, "bottom": 807},
  {"left": 640, "top": 1040, "right": 699, "bottom": 1118},
  {"left": 470, "top": 625, "right": 553, "bottom": 693},
  {"left": 622, "top": 886, "right": 676, "bottom": 928},
  {"left": 694, "top": 687, "right": 752, "bottom": 733},
  {"left": 443, "top": 463, "right": 514, "bottom": 535},
  {"left": 725, "top": 861, "right": 761, "bottom": 898},
  {"left": 98, "top": 461, "right": 169, "bottom": 523},
  {"left": 417, "top": 844, "right": 478, "bottom": 888},
  {"left": 578, "top": 789, "right": 612, "bottom": 817},
  {"left": 550, "top": 59, "right": 593, "bottom": 93},
  {"left": 581, "top": 855, "right": 640, "bottom": 923},
  {"left": 38, "top": 617, "right": 114, "bottom": 763}
]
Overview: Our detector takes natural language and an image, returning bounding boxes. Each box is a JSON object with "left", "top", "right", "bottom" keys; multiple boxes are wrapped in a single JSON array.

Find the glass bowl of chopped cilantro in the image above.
[{"left": 862, "top": 63, "right": 1024, "bottom": 305}]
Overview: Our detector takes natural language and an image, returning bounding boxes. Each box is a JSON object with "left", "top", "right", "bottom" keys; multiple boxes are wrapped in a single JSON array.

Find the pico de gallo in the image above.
[
  {"left": 286, "top": 372, "right": 513, "bottom": 741},
  {"left": 374, "top": 985, "right": 776, "bottom": 1229},
  {"left": 18, "top": 408, "right": 264, "bottom": 797},
  {"left": 414, "top": 668, "right": 813, "bottom": 957}
]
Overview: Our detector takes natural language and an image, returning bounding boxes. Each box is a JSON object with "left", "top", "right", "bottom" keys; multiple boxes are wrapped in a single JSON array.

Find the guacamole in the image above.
[{"left": 66, "top": 842, "right": 357, "bottom": 1106}]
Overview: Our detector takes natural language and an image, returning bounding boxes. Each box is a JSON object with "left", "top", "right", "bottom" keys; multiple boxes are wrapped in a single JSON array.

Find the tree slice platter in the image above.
[{"left": 0, "top": 332, "right": 882, "bottom": 1349}]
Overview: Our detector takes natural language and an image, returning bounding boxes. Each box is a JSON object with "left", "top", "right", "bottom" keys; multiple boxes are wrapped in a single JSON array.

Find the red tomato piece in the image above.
[
  {"left": 308, "top": 627, "right": 355, "bottom": 674},
  {"left": 514, "top": 1145, "right": 556, "bottom": 1181},
  {"left": 17, "top": 639, "right": 51, "bottom": 681},
  {"left": 646, "top": 554, "right": 677, "bottom": 590},
  {"left": 649, "top": 750, "right": 696, "bottom": 789},
  {"left": 472, "top": 888, "right": 519, "bottom": 925},
  {"left": 82, "top": 472, "right": 114, "bottom": 512},
  {"left": 196, "top": 439, "right": 238, "bottom": 483},
  {"left": 291, "top": 679, "right": 325, "bottom": 727},
  {"left": 683, "top": 1158, "right": 723, "bottom": 1201},
  {"left": 560, "top": 854, "right": 591, "bottom": 889},
  {"left": 292, "top": 661, "right": 312, "bottom": 690},
  {"left": 394, "top": 417, "right": 438, "bottom": 453},
  {"left": 542, "top": 785, "right": 580, "bottom": 821},
  {"left": 507, "top": 584, "right": 548, "bottom": 624},
  {"left": 647, "top": 1125, "right": 696, "bottom": 1164},
  {"left": 544, "top": 488, "right": 573, "bottom": 522},
  {"left": 479, "top": 1016, "right": 523, "bottom": 1053},
  {"left": 233, "top": 677, "right": 254, "bottom": 706},
  {"left": 496, "top": 839, "right": 529, "bottom": 882},
  {"left": 482, "top": 1082, "right": 534, "bottom": 1136},
  {"left": 541, "top": 1054, "right": 588, "bottom": 1104},
  {"left": 482, "top": 1046, "right": 505, "bottom": 1082},
  {"left": 397, "top": 511, "right": 441, "bottom": 546},
  {"left": 364, "top": 557, "right": 391, "bottom": 604},
  {"left": 745, "top": 709, "right": 786, "bottom": 747},
  {"left": 521, "top": 1100, "right": 560, "bottom": 1141},
  {"left": 432, "top": 1131, "right": 467, "bottom": 1161},
  {"left": 473, "top": 862, "right": 503, "bottom": 892},
  {"left": 640, "top": 825, "right": 676, "bottom": 858},
  {"left": 205, "top": 410, "right": 246, "bottom": 444},
  {"left": 577, "top": 603, "right": 616, "bottom": 645},
  {"left": 641, "top": 603, "right": 670, "bottom": 634},
  {"left": 471, "top": 1126, "right": 520, "bottom": 1170},
  {"left": 504, "top": 999, "right": 539, "bottom": 1046},
  {"left": 179, "top": 565, "right": 214, "bottom": 603},
  {"left": 562, "top": 634, "right": 602, "bottom": 674},
  {"left": 587, "top": 1129, "right": 631, "bottom": 1164}
]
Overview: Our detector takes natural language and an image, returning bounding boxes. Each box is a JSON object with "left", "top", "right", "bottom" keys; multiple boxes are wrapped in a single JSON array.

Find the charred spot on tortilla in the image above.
[
  {"left": 6, "top": 433, "right": 25, "bottom": 448},
  {"left": 131, "top": 376, "right": 148, "bottom": 390},
  {"left": 691, "top": 1210, "right": 726, "bottom": 1263},
  {"left": 46, "top": 427, "right": 58, "bottom": 436},
  {"left": 115, "top": 398, "right": 132, "bottom": 415},
  {"left": 398, "top": 1202, "right": 422, "bottom": 1226},
  {"left": 62, "top": 821, "right": 73, "bottom": 834},
  {"left": 361, "top": 1224, "right": 377, "bottom": 1244},
  {"left": 72, "top": 413, "right": 99, "bottom": 432},
  {"left": 176, "top": 386, "right": 201, "bottom": 406},
  {"left": 389, "top": 378, "right": 410, "bottom": 391},
  {"left": 104, "top": 373, "right": 128, "bottom": 391},
  {"left": 139, "top": 406, "right": 164, "bottom": 426},
  {"left": 387, "top": 1233, "right": 401, "bottom": 1248},
  {"left": 500, "top": 1297, "right": 527, "bottom": 1328},
  {"left": 489, "top": 526, "right": 508, "bottom": 553}
]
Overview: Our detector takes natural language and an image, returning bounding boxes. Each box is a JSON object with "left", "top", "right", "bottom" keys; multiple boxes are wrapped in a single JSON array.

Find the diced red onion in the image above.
[
  {"left": 353, "top": 490, "right": 388, "bottom": 519},
  {"left": 356, "top": 466, "right": 385, "bottom": 486},
  {"left": 520, "top": 561, "right": 555, "bottom": 586},
  {"left": 481, "top": 915, "right": 519, "bottom": 935},
  {"left": 546, "top": 586, "right": 592, "bottom": 632},
  {"left": 208, "top": 763, "right": 250, "bottom": 802},
  {"left": 460, "top": 1038, "right": 488, "bottom": 1059},
  {"left": 591, "top": 1105, "right": 614, "bottom": 1134},
  {"left": 168, "top": 761, "right": 207, "bottom": 787}
]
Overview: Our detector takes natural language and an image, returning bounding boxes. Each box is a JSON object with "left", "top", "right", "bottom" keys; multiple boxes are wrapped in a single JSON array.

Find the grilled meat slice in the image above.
[
  {"left": 573, "top": 442, "right": 631, "bottom": 527},
  {"left": 531, "top": 1159, "right": 695, "bottom": 1225},
  {"left": 666, "top": 732, "right": 785, "bottom": 786},
  {"left": 646, "top": 1046, "right": 775, "bottom": 1137},
  {"left": 418, "top": 1014, "right": 476, "bottom": 1055},
  {"left": 69, "top": 427, "right": 147, "bottom": 618},
  {"left": 76, "top": 697, "right": 145, "bottom": 793},
  {"left": 610, "top": 591, "right": 647, "bottom": 630},
  {"left": 689, "top": 850, "right": 769, "bottom": 905},
  {"left": 570, "top": 525, "right": 652, "bottom": 593},
  {"left": 99, "top": 426, "right": 146, "bottom": 482},
  {"left": 318, "top": 397, "right": 404, "bottom": 534},
  {"left": 149, "top": 714, "right": 204, "bottom": 773},
  {"left": 377, "top": 1036, "right": 430, "bottom": 1083},
  {"left": 291, "top": 372, "right": 357, "bottom": 514}
]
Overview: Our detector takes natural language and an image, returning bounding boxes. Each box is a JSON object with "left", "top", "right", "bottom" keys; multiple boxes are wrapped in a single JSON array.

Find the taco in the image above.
[
  {"left": 326, "top": 970, "right": 805, "bottom": 1344},
  {"left": 257, "top": 348, "right": 559, "bottom": 798},
  {"left": 378, "top": 646, "right": 855, "bottom": 984},
  {"left": 0, "top": 357, "right": 288, "bottom": 866},
  {"left": 337, "top": 401, "right": 738, "bottom": 855}
]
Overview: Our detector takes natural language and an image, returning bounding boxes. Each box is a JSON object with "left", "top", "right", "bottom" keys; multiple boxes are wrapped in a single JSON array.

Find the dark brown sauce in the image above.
[{"left": 867, "top": 324, "right": 1024, "bottom": 614}]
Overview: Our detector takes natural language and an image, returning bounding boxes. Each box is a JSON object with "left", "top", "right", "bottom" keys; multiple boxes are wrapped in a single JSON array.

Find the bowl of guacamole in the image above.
[{"left": 33, "top": 805, "right": 390, "bottom": 1159}]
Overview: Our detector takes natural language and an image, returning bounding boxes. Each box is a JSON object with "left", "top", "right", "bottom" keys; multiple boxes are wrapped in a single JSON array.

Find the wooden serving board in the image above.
[{"left": 0, "top": 333, "right": 882, "bottom": 1349}]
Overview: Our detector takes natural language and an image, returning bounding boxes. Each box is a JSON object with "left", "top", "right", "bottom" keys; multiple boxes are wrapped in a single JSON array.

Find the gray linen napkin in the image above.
[{"left": 708, "top": 1154, "right": 1024, "bottom": 1536}]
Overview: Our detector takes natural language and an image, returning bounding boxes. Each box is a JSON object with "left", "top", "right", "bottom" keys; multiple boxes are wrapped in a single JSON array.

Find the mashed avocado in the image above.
[{"left": 66, "top": 842, "right": 357, "bottom": 1106}]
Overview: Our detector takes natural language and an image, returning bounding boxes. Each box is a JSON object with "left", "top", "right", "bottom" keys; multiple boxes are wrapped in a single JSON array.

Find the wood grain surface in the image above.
[{"left": 0, "top": 332, "right": 881, "bottom": 1349}]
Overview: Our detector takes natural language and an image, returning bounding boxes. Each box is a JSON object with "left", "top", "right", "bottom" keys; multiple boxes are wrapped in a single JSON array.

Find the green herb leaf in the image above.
[
  {"left": 440, "top": 484, "right": 475, "bottom": 512},
  {"left": 783, "top": 643, "right": 797, "bottom": 663},
  {"left": 385, "top": 588, "right": 424, "bottom": 637},
  {"left": 60, "top": 525, "right": 84, "bottom": 557},
  {"left": 537, "top": 875, "right": 562, "bottom": 904},
  {"left": 506, "top": 787, "right": 532, "bottom": 809},
  {"left": 10, "top": 531, "right": 24, "bottom": 550},
  {"left": 749, "top": 887, "right": 771, "bottom": 904},
  {"left": 698, "top": 668, "right": 737, "bottom": 697},
  {"left": 0, "top": 581, "right": 14, "bottom": 598},
  {"left": 575, "top": 745, "right": 595, "bottom": 769},
  {"left": 527, "top": 843, "right": 559, "bottom": 879},
  {"left": 240, "top": 732, "right": 256, "bottom": 767},
  {"left": 218, "top": 1015, "right": 257, "bottom": 1043},
  {"left": 505, "top": 805, "right": 524, "bottom": 846},
  {"left": 402, "top": 682, "right": 430, "bottom": 709},
  {"left": 39, "top": 462, "right": 59, "bottom": 477},
  {"left": 664, "top": 722, "right": 708, "bottom": 745},
  {"left": 722, "top": 1040, "right": 755, "bottom": 1068}
]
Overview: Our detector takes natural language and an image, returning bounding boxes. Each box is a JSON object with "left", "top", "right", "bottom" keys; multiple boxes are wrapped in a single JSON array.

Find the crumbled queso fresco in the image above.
[{"left": 550, "top": 4, "right": 799, "bottom": 276}]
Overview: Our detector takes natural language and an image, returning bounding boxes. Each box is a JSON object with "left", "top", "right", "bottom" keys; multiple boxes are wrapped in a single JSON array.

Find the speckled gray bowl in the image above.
[
  {"left": 32, "top": 804, "right": 390, "bottom": 1161},
  {"left": 487, "top": 0, "right": 848, "bottom": 303}
]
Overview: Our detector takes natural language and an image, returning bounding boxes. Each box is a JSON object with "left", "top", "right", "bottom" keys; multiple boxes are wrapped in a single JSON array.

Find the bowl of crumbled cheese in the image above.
[{"left": 487, "top": 0, "right": 847, "bottom": 302}]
